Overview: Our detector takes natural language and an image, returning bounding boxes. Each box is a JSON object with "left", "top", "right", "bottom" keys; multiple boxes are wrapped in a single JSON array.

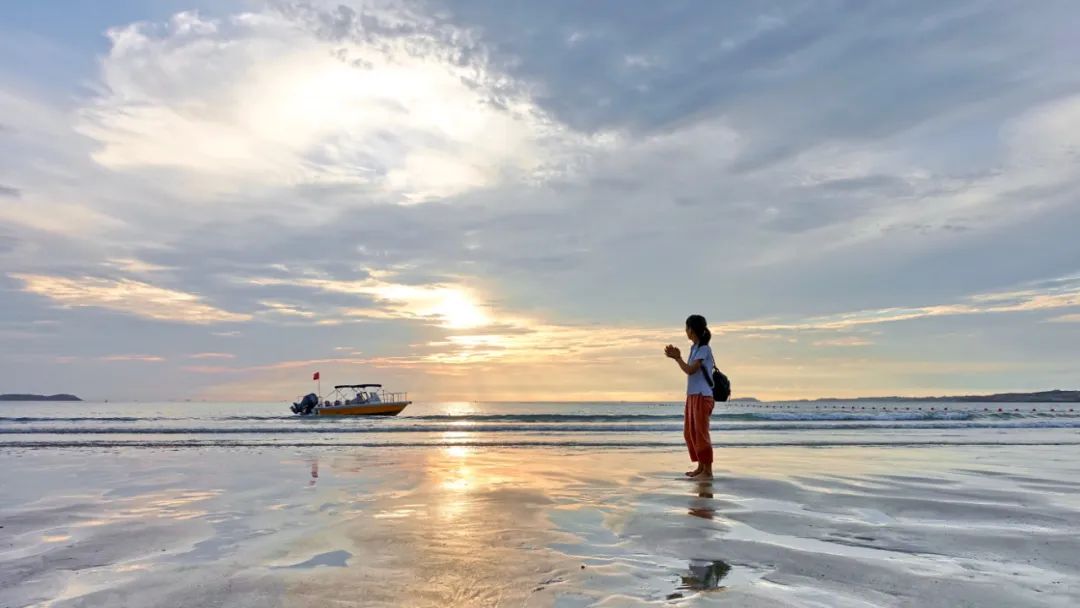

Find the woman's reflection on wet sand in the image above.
[
  {"left": 687, "top": 480, "right": 714, "bottom": 520},
  {"left": 679, "top": 481, "right": 731, "bottom": 593},
  {"left": 681, "top": 559, "right": 731, "bottom": 591}
]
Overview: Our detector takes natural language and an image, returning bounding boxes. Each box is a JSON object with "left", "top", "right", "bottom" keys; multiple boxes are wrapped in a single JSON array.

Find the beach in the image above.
[{"left": 2, "top": 402, "right": 1079, "bottom": 606}]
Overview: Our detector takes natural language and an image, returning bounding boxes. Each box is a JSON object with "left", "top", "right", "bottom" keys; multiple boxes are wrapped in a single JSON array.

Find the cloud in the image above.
[
  {"left": 99, "top": 354, "right": 165, "bottom": 362},
  {"left": 182, "top": 365, "right": 238, "bottom": 375},
  {"left": 0, "top": 184, "right": 20, "bottom": 198},
  {"left": 0, "top": 89, "right": 132, "bottom": 240},
  {"left": 10, "top": 273, "right": 251, "bottom": 324},
  {"left": 76, "top": 7, "right": 594, "bottom": 202},
  {"left": 183, "top": 355, "right": 373, "bottom": 377},
  {"left": 812, "top": 336, "right": 874, "bottom": 347},
  {"left": 237, "top": 266, "right": 1080, "bottom": 371},
  {"left": 102, "top": 258, "right": 174, "bottom": 275},
  {"left": 0, "top": 233, "right": 17, "bottom": 254},
  {"left": 188, "top": 352, "right": 236, "bottom": 360},
  {"left": 0, "top": 319, "right": 59, "bottom": 341},
  {"left": 246, "top": 267, "right": 679, "bottom": 365},
  {"left": 0, "top": 193, "right": 127, "bottom": 239},
  {"left": 1048, "top": 313, "right": 1080, "bottom": 323},
  {"left": 725, "top": 275, "right": 1080, "bottom": 333},
  {"left": 410, "top": 272, "right": 1079, "bottom": 367},
  {"left": 257, "top": 300, "right": 317, "bottom": 319},
  {"left": 250, "top": 272, "right": 494, "bottom": 329}
]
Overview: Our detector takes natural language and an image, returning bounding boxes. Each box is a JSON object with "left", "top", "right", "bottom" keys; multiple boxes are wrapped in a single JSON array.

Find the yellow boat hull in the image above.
[{"left": 315, "top": 401, "right": 410, "bottom": 416}]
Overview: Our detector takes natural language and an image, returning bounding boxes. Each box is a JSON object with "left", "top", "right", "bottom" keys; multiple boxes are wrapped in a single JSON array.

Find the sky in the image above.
[{"left": 1, "top": 0, "right": 1079, "bottom": 402}]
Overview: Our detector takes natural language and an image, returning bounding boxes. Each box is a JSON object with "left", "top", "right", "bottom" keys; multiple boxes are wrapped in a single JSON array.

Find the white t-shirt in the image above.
[{"left": 686, "top": 344, "right": 715, "bottom": 397}]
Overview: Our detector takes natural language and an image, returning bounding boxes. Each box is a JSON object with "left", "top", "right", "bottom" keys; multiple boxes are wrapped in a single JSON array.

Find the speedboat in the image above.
[{"left": 291, "top": 383, "right": 411, "bottom": 416}]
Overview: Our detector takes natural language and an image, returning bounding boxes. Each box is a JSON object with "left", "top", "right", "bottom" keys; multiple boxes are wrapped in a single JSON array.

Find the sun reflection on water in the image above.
[
  {"left": 440, "top": 444, "right": 475, "bottom": 493},
  {"left": 441, "top": 401, "right": 479, "bottom": 417},
  {"left": 445, "top": 445, "right": 471, "bottom": 458}
]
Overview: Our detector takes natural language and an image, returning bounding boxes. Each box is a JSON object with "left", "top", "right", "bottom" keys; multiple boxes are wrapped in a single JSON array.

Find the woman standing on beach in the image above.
[{"left": 665, "top": 315, "right": 715, "bottom": 479}]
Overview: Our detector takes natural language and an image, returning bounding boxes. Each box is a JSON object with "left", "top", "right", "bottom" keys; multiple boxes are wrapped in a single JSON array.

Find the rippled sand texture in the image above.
[{"left": 1, "top": 446, "right": 1078, "bottom": 607}]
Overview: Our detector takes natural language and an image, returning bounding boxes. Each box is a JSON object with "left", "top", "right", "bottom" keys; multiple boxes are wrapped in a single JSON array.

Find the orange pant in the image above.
[{"left": 684, "top": 394, "right": 715, "bottom": 464}]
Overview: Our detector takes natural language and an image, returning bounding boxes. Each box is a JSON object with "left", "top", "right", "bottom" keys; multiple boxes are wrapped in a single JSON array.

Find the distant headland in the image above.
[
  {"left": 788, "top": 390, "right": 1080, "bottom": 403},
  {"left": 0, "top": 394, "right": 82, "bottom": 402}
]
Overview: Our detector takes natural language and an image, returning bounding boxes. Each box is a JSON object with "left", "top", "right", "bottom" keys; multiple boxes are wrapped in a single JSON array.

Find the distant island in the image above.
[
  {"left": 0, "top": 393, "right": 82, "bottom": 402},
  {"left": 789, "top": 390, "right": 1080, "bottom": 403}
]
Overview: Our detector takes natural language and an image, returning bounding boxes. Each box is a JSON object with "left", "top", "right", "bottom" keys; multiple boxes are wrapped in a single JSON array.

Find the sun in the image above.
[{"left": 431, "top": 289, "right": 492, "bottom": 329}]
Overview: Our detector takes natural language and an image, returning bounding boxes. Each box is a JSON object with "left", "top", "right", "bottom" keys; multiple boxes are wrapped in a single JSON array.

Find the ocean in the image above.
[{"left": 3, "top": 399, "right": 1078, "bottom": 449}]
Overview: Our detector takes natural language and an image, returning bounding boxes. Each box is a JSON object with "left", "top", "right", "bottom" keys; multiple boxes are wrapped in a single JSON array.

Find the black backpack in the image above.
[
  {"left": 703, "top": 366, "right": 731, "bottom": 402},
  {"left": 691, "top": 345, "right": 734, "bottom": 401},
  {"left": 694, "top": 346, "right": 731, "bottom": 402}
]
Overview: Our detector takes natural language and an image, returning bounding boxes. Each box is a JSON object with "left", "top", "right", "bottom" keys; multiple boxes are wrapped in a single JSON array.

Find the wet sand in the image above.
[{"left": 2, "top": 446, "right": 1078, "bottom": 607}]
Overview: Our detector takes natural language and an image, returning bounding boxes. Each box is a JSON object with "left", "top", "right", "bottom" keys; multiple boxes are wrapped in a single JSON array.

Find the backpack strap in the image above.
[{"left": 691, "top": 345, "right": 714, "bottom": 387}]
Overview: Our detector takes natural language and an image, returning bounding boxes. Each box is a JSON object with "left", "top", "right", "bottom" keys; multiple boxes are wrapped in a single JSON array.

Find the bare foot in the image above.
[
  {"left": 689, "top": 470, "right": 713, "bottom": 480},
  {"left": 685, "top": 467, "right": 703, "bottom": 477}
]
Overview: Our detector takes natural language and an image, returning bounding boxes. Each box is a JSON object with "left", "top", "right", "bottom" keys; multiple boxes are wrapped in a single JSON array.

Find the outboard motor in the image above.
[{"left": 291, "top": 393, "right": 319, "bottom": 415}]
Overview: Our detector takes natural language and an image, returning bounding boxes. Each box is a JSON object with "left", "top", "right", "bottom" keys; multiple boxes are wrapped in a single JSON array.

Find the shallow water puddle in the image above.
[{"left": 274, "top": 549, "right": 352, "bottom": 569}]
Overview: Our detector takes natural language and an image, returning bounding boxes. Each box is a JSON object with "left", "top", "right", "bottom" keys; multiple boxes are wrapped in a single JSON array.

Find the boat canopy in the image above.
[{"left": 334, "top": 384, "right": 382, "bottom": 389}]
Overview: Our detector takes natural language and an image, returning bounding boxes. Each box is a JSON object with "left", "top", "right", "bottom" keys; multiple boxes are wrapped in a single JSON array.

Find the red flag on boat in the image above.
[{"left": 312, "top": 372, "right": 320, "bottom": 381}]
